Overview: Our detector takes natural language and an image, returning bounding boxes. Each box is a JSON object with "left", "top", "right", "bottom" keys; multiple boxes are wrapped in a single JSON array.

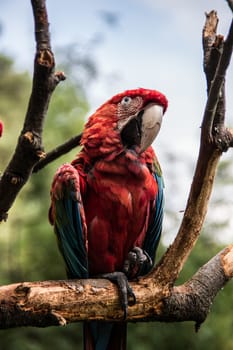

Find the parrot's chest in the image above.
[{"left": 83, "top": 159, "right": 157, "bottom": 275}]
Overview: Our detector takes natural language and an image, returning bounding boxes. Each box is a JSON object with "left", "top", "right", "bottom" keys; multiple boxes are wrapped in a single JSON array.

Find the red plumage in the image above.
[
  {"left": 50, "top": 87, "right": 168, "bottom": 350},
  {"left": 70, "top": 88, "right": 167, "bottom": 276},
  {"left": 74, "top": 147, "right": 158, "bottom": 276}
]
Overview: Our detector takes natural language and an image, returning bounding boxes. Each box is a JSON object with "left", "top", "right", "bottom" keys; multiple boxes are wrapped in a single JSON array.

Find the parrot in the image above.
[{"left": 49, "top": 87, "right": 168, "bottom": 350}]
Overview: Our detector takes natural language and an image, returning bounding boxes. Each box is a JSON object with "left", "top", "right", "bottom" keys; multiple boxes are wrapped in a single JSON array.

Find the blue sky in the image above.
[{"left": 0, "top": 0, "right": 233, "bottom": 242}]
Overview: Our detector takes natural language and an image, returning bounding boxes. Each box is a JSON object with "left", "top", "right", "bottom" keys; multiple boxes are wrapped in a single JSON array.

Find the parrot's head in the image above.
[{"left": 81, "top": 88, "right": 168, "bottom": 159}]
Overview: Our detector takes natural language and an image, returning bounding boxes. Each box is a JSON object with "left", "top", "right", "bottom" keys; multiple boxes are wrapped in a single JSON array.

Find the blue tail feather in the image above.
[{"left": 84, "top": 322, "right": 127, "bottom": 350}]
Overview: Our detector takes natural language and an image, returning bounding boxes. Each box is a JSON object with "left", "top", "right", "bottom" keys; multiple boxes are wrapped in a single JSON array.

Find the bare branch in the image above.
[
  {"left": 202, "top": 16, "right": 233, "bottom": 141},
  {"left": 33, "top": 133, "right": 82, "bottom": 173},
  {"left": 202, "top": 10, "right": 219, "bottom": 73},
  {"left": 0, "top": 0, "right": 64, "bottom": 221},
  {"left": 0, "top": 245, "right": 232, "bottom": 329},
  {"left": 202, "top": 12, "right": 233, "bottom": 150},
  {"left": 162, "top": 245, "right": 233, "bottom": 330}
]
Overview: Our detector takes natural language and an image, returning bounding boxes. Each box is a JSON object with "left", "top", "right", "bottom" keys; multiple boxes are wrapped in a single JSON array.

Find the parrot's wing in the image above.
[
  {"left": 50, "top": 164, "right": 88, "bottom": 279},
  {"left": 141, "top": 171, "right": 164, "bottom": 275}
]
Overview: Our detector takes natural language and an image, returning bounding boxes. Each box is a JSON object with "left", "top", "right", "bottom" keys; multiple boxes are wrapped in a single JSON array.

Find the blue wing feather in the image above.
[
  {"left": 141, "top": 172, "right": 164, "bottom": 275},
  {"left": 54, "top": 188, "right": 88, "bottom": 279}
]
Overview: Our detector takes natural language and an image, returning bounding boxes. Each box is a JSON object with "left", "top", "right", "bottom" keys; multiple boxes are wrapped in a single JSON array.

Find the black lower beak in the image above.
[{"left": 120, "top": 110, "right": 144, "bottom": 149}]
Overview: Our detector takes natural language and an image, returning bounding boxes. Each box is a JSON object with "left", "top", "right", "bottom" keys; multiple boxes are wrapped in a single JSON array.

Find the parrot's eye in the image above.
[{"left": 121, "top": 96, "right": 132, "bottom": 106}]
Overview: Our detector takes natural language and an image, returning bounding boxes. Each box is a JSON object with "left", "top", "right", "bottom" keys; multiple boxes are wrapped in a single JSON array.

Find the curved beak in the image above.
[
  {"left": 139, "top": 104, "right": 163, "bottom": 153},
  {"left": 119, "top": 103, "right": 164, "bottom": 152}
]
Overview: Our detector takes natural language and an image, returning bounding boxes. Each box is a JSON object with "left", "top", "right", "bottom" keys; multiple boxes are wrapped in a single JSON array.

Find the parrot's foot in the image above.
[
  {"left": 100, "top": 271, "right": 136, "bottom": 319},
  {"left": 123, "top": 247, "right": 153, "bottom": 278}
]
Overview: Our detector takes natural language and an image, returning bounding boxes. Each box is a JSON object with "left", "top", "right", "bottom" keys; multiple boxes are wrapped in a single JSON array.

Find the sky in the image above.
[{"left": 0, "top": 0, "right": 233, "bottom": 243}]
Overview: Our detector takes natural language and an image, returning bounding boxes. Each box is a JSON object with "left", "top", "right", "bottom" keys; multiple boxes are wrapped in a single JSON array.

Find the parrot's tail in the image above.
[{"left": 83, "top": 321, "right": 127, "bottom": 350}]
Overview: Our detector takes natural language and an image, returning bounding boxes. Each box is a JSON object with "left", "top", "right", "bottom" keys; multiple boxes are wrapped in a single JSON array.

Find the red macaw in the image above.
[{"left": 49, "top": 88, "right": 168, "bottom": 350}]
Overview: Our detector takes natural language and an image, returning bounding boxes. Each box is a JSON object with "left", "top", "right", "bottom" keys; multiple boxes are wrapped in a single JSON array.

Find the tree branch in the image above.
[
  {"left": 0, "top": 0, "right": 65, "bottom": 221},
  {"left": 151, "top": 11, "right": 233, "bottom": 287},
  {"left": 33, "top": 133, "right": 82, "bottom": 173},
  {"left": 202, "top": 16, "right": 233, "bottom": 144},
  {"left": 0, "top": 245, "right": 232, "bottom": 328}
]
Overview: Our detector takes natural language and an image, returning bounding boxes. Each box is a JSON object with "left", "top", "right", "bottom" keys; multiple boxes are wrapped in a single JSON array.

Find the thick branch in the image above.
[
  {"left": 0, "top": 245, "right": 231, "bottom": 329},
  {"left": 152, "top": 11, "right": 233, "bottom": 287},
  {"left": 0, "top": 0, "right": 65, "bottom": 221}
]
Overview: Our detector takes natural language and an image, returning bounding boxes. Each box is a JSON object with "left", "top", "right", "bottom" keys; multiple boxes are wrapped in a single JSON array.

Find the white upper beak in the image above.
[{"left": 140, "top": 103, "right": 163, "bottom": 153}]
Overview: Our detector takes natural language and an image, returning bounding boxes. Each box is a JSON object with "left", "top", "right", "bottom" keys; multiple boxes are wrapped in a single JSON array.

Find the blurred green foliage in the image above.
[{"left": 0, "top": 52, "right": 232, "bottom": 350}]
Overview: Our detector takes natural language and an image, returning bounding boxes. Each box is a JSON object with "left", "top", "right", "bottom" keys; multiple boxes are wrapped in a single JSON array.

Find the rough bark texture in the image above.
[
  {"left": 0, "top": 0, "right": 65, "bottom": 221},
  {"left": 0, "top": 246, "right": 232, "bottom": 329}
]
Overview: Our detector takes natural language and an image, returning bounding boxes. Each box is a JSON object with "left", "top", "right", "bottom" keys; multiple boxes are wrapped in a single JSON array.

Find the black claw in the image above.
[
  {"left": 123, "top": 246, "right": 153, "bottom": 278},
  {"left": 100, "top": 271, "right": 136, "bottom": 319},
  {"left": 127, "top": 285, "right": 136, "bottom": 306}
]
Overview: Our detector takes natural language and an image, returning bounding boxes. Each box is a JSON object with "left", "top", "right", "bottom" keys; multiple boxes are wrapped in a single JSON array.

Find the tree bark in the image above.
[
  {"left": 0, "top": 245, "right": 232, "bottom": 329},
  {"left": 0, "top": 0, "right": 65, "bottom": 221}
]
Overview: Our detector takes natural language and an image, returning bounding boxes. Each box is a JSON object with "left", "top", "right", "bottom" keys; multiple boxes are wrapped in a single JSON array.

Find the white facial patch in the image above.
[{"left": 140, "top": 104, "right": 163, "bottom": 153}]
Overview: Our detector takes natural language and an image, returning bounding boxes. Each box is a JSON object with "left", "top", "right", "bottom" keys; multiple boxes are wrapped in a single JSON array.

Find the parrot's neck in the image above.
[{"left": 74, "top": 145, "right": 156, "bottom": 182}]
